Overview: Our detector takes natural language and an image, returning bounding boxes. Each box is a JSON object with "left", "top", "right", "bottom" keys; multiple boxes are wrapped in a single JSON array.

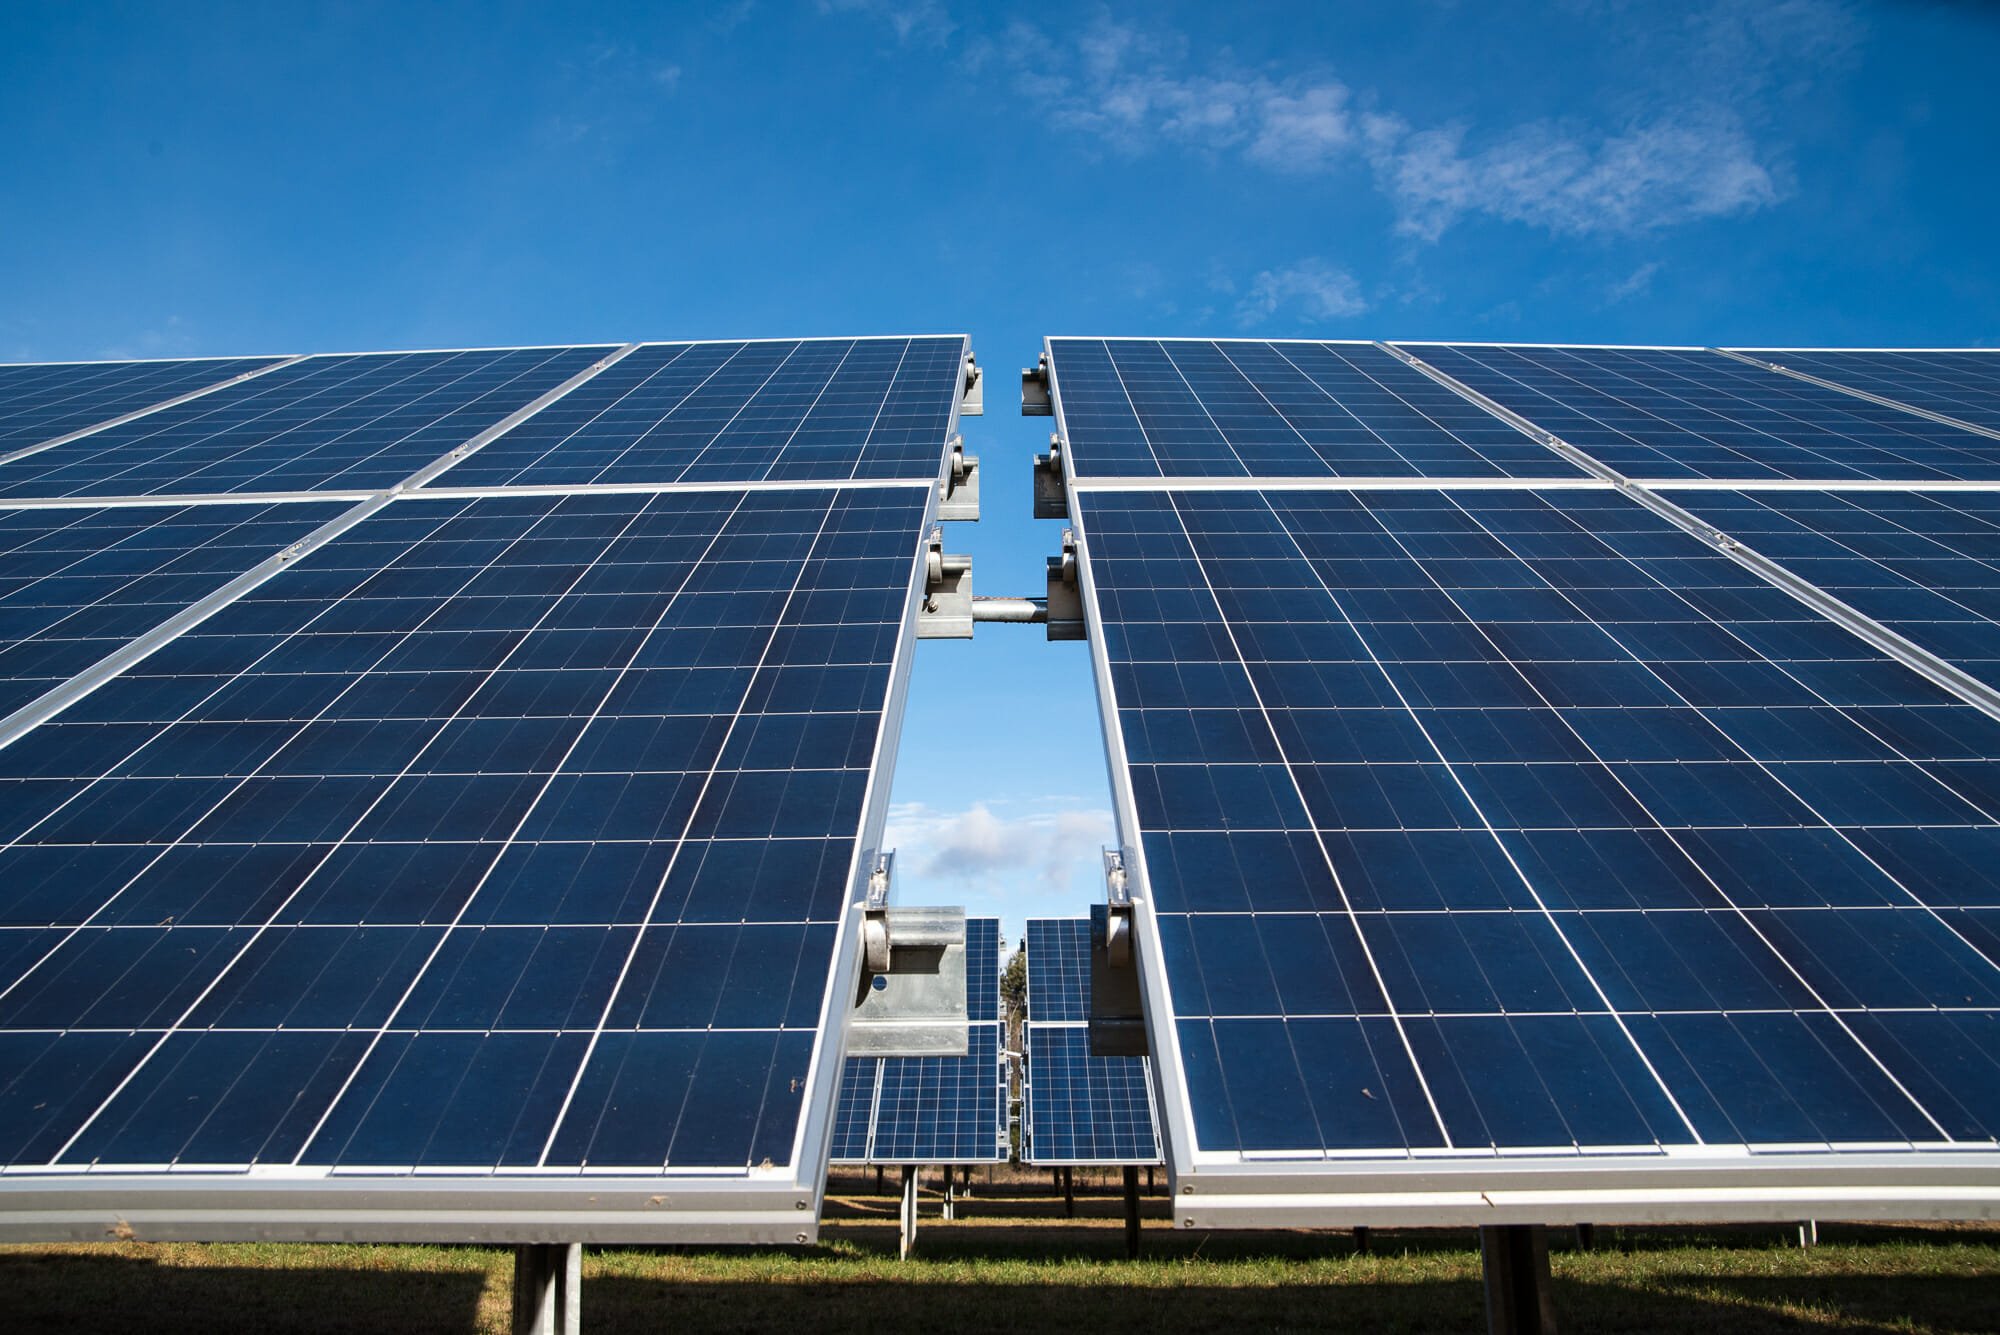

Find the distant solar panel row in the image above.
[
  {"left": 0, "top": 356, "right": 284, "bottom": 454},
  {"left": 1023, "top": 919, "right": 1161, "bottom": 1164},
  {"left": 831, "top": 918, "right": 1006, "bottom": 1164}
]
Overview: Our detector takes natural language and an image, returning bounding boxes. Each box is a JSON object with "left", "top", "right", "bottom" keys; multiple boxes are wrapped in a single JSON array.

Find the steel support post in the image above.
[
  {"left": 1480, "top": 1225, "right": 1557, "bottom": 1335},
  {"left": 1574, "top": 1223, "right": 1595, "bottom": 1251},
  {"left": 1799, "top": 1220, "right": 1819, "bottom": 1248},
  {"left": 511, "top": 1243, "right": 580, "bottom": 1335},
  {"left": 1122, "top": 1166, "right": 1142, "bottom": 1259},
  {"left": 899, "top": 1166, "right": 919, "bottom": 1260},
  {"left": 1062, "top": 1166, "right": 1075, "bottom": 1219},
  {"left": 1353, "top": 1227, "right": 1372, "bottom": 1256},
  {"left": 942, "top": 1168, "right": 957, "bottom": 1222}
]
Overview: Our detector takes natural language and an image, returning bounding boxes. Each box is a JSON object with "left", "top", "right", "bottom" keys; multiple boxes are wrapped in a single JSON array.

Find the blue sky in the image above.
[{"left": 3, "top": 0, "right": 1997, "bottom": 946}]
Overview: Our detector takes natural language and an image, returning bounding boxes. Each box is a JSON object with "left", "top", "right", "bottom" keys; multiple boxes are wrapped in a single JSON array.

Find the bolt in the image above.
[{"left": 796, "top": 1233, "right": 809, "bottom": 1244}]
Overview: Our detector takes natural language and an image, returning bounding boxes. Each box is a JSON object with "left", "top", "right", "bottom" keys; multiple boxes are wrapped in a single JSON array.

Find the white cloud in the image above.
[
  {"left": 885, "top": 799, "right": 1112, "bottom": 898},
  {"left": 981, "top": 8, "right": 1841, "bottom": 243},
  {"left": 1367, "top": 114, "right": 1780, "bottom": 242},
  {"left": 1237, "top": 259, "right": 1367, "bottom": 326}
]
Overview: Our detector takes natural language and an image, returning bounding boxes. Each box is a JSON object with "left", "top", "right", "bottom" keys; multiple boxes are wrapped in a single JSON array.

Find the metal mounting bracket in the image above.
[
  {"left": 917, "top": 527, "right": 973, "bottom": 639},
  {"left": 1021, "top": 352, "right": 1053, "bottom": 416},
  {"left": 849, "top": 854, "right": 970, "bottom": 1056},
  {"left": 1033, "top": 434, "right": 1068, "bottom": 518},
  {"left": 938, "top": 436, "right": 980, "bottom": 521},
  {"left": 1045, "top": 528, "right": 1085, "bottom": 640},
  {"left": 1089, "top": 849, "right": 1147, "bottom": 1057},
  {"left": 960, "top": 352, "right": 983, "bottom": 416}
]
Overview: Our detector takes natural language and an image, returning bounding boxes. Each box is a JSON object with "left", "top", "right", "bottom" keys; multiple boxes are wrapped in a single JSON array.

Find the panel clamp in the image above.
[
  {"left": 961, "top": 352, "right": 984, "bottom": 416},
  {"left": 1089, "top": 848, "right": 1147, "bottom": 1056},
  {"left": 1021, "top": 352, "right": 1053, "bottom": 416},
  {"left": 938, "top": 435, "right": 980, "bottom": 521},
  {"left": 917, "top": 526, "right": 974, "bottom": 638},
  {"left": 850, "top": 851, "right": 971, "bottom": 1057},
  {"left": 1033, "top": 434, "right": 1068, "bottom": 518}
]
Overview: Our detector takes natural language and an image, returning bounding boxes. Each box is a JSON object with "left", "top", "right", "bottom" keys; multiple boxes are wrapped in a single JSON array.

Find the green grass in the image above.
[{"left": 4, "top": 1183, "right": 1997, "bottom": 1333}]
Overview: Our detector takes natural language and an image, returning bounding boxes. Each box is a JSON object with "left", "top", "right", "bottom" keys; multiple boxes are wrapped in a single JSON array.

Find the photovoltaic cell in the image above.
[
  {"left": 1023, "top": 918, "right": 1160, "bottom": 1164},
  {"left": 429, "top": 338, "right": 967, "bottom": 488},
  {"left": 0, "top": 484, "right": 927, "bottom": 1173},
  {"left": 1046, "top": 339, "right": 1583, "bottom": 480},
  {"left": 0, "top": 357, "right": 283, "bottom": 453},
  {"left": 1079, "top": 485, "right": 2000, "bottom": 1157},
  {"left": 1736, "top": 349, "right": 2000, "bottom": 435},
  {"left": 1676, "top": 489, "right": 2000, "bottom": 693},
  {"left": 0, "top": 347, "right": 609, "bottom": 500},
  {"left": 829, "top": 918, "right": 1006, "bottom": 1164},
  {"left": 0, "top": 501, "right": 344, "bottom": 719},
  {"left": 1407, "top": 344, "right": 2000, "bottom": 482}
]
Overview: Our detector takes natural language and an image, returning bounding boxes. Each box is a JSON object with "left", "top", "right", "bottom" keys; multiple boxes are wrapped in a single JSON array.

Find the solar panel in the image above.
[
  {"left": 0, "top": 333, "right": 974, "bottom": 1244},
  {"left": 0, "top": 347, "right": 611, "bottom": 500},
  {"left": 1046, "top": 339, "right": 1584, "bottom": 480},
  {"left": 0, "top": 357, "right": 284, "bottom": 454},
  {"left": 1675, "top": 489, "right": 2000, "bottom": 694},
  {"left": 1404, "top": 344, "right": 2000, "bottom": 482},
  {"left": 1046, "top": 327, "right": 2000, "bottom": 1224},
  {"left": 1022, "top": 919, "right": 1161, "bottom": 1165},
  {"left": 1732, "top": 349, "right": 2000, "bottom": 436},
  {"left": 829, "top": 917, "right": 1006, "bottom": 1164},
  {"left": 0, "top": 501, "right": 345, "bottom": 720},
  {"left": 426, "top": 338, "right": 966, "bottom": 488}
]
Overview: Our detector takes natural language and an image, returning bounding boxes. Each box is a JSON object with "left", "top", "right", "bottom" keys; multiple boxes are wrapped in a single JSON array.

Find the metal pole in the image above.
[
  {"left": 1122, "top": 1166, "right": 1142, "bottom": 1258},
  {"left": 899, "top": 1167, "right": 919, "bottom": 1260},
  {"left": 1062, "top": 1166, "right": 1075, "bottom": 1219},
  {"left": 942, "top": 1167, "right": 956, "bottom": 1222},
  {"left": 1353, "top": 1226, "right": 1371, "bottom": 1256},
  {"left": 511, "top": 1243, "right": 580, "bottom": 1335},
  {"left": 1480, "top": 1225, "right": 1557, "bottom": 1335},
  {"left": 1798, "top": 1220, "right": 1818, "bottom": 1248},
  {"left": 875, "top": 1164, "right": 885, "bottom": 1194},
  {"left": 1574, "top": 1223, "right": 1595, "bottom": 1251}
]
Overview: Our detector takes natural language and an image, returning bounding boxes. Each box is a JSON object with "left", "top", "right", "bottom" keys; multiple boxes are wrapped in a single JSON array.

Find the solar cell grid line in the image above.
[
  {"left": 1727, "top": 348, "right": 2000, "bottom": 437},
  {"left": 1067, "top": 484, "right": 2000, "bottom": 1222},
  {"left": 1042, "top": 338, "right": 1586, "bottom": 481},
  {"left": 0, "top": 484, "right": 933, "bottom": 1234},
  {"left": 0, "top": 345, "right": 612, "bottom": 500},
  {"left": 1021, "top": 918, "right": 1162, "bottom": 1165},
  {"left": 1397, "top": 343, "right": 2000, "bottom": 483},
  {"left": 1673, "top": 489, "right": 2000, "bottom": 696},
  {"left": 423, "top": 336, "right": 968, "bottom": 489},
  {"left": 0, "top": 356, "right": 289, "bottom": 457},
  {"left": 0, "top": 500, "right": 345, "bottom": 720},
  {"left": 828, "top": 918, "right": 1007, "bottom": 1164}
]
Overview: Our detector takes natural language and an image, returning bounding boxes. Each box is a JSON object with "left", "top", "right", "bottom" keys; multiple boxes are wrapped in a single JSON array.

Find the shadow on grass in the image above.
[{"left": 0, "top": 1249, "right": 494, "bottom": 1334}]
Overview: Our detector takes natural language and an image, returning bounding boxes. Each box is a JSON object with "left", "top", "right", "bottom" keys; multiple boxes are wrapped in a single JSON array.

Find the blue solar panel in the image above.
[
  {"left": 0, "top": 347, "right": 609, "bottom": 500},
  {"left": 1677, "top": 490, "right": 2000, "bottom": 694},
  {"left": 1737, "top": 349, "right": 2000, "bottom": 435},
  {"left": 1407, "top": 344, "right": 2000, "bottom": 482},
  {"left": 0, "top": 484, "right": 927, "bottom": 1173},
  {"left": 1022, "top": 919, "right": 1160, "bottom": 1164},
  {"left": 428, "top": 338, "right": 966, "bottom": 488},
  {"left": 829, "top": 918, "right": 1006, "bottom": 1164},
  {"left": 0, "top": 357, "right": 282, "bottom": 453},
  {"left": 1024, "top": 917, "right": 1090, "bottom": 1022},
  {"left": 0, "top": 501, "right": 344, "bottom": 719},
  {"left": 1046, "top": 339, "right": 1582, "bottom": 481},
  {"left": 1079, "top": 485, "right": 2000, "bottom": 1157}
]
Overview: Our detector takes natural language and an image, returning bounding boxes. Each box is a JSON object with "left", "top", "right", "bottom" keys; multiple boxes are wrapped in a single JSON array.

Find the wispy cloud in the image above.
[
  {"left": 1237, "top": 259, "right": 1367, "bottom": 326},
  {"left": 817, "top": 0, "right": 956, "bottom": 46},
  {"left": 977, "top": 6, "right": 1853, "bottom": 243},
  {"left": 885, "top": 798, "right": 1112, "bottom": 898},
  {"left": 1607, "top": 259, "right": 1664, "bottom": 304}
]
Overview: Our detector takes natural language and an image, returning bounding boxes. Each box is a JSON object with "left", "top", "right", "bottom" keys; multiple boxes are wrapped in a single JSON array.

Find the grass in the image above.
[{"left": 3, "top": 1171, "right": 1997, "bottom": 1333}]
